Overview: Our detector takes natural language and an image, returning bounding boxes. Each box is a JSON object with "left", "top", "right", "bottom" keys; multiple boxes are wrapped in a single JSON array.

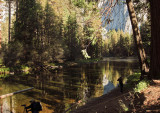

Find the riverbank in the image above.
[
  {"left": 0, "top": 57, "right": 137, "bottom": 79},
  {"left": 70, "top": 75, "right": 160, "bottom": 113},
  {"left": 62, "top": 57, "right": 138, "bottom": 67}
]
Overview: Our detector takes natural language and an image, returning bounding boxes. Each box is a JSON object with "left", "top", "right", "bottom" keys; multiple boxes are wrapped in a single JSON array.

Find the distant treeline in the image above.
[
  {"left": 102, "top": 23, "right": 150, "bottom": 57},
  {"left": 102, "top": 29, "right": 136, "bottom": 57}
]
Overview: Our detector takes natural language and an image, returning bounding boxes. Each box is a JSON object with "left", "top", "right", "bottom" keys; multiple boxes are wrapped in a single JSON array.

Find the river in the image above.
[{"left": 0, "top": 58, "right": 139, "bottom": 113}]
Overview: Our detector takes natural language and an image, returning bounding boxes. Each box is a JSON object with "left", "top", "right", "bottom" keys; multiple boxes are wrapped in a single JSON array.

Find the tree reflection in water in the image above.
[{"left": 0, "top": 59, "right": 138, "bottom": 113}]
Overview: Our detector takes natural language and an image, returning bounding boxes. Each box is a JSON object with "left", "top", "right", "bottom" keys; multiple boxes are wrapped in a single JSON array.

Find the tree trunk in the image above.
[
  {"left": 150, "top": 0, "right": 160, "bottom": 79},
  {"left": 16, "top": 0, "right": 18, "bottom": 21},
  {"left": 8, "top": 0, "right": 11, "bottom": 42},
  {"left": 126, "top": 0, "right": 149, "bottom": 78},
  {"left": 0, "top": 1, "right": 2, "bottom": 48}
]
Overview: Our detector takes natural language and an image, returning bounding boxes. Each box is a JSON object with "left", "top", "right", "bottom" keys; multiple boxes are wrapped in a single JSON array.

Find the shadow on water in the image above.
[{"left": 0, "top": 58, "right": 139, "bottom": 113}]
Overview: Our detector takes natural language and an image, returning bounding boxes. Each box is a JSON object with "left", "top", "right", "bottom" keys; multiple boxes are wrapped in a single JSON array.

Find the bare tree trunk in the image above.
[
  {"left": 0, "top": 29, "right": 1, "bottom": 49},
  {"left": 150, "top": 0, "right": 160, "bottom": 79},
  {"left": 126, "top": 0, "right": 149, "bottom": 78},
  {"left": 0, "top": 1, "right": 2, "bottom": 48},
  {"left": 16, "top": 0, "right": 18, "bottom": 21},
  {"left": 8, "top": 0, "right": 11, "bottom": 42}
]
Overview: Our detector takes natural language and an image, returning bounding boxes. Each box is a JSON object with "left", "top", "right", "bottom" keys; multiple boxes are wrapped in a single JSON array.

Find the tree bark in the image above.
[
  {"left": 126, "top": 0, "right": 149, "bottom": 78},
  {"left": 16, "top": 0, "right": 18, "bottom": 21},
  {"left": 8, "top": 0, "right": 11, "bottom": 42},
  {"left": 0, "top": 1, "right": 2, "bottom": 48},
  {"left": 150, "top": 0, "right": 160, "bottom": 79}
]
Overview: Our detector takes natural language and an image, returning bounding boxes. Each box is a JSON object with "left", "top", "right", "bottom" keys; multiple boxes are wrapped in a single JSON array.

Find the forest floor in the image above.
[{"left": 70, "top": 80, "right": 160, "bottom": 113}]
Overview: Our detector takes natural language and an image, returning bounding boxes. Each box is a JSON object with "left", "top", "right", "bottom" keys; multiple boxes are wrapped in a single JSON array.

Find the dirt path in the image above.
[
  {"left": 70, "top": 80, "right": 160, "bottom": 113},
  {"left": 70, "top": 87, "right": 132, "bottom": 113},
  {"left": 133, "top": 80, "right": 160, "bottom": 113}
]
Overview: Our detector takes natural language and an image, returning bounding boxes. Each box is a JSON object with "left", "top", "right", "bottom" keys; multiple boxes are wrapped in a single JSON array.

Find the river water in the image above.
[{"left": 0, "top": 58, "right": 139, "bottom": 113}]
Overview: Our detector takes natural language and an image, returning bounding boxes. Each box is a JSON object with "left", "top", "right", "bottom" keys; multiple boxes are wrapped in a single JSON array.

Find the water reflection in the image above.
[
  {"left": 103, "top": 76, "right": 115, "bottom": 94},
  {"left": 0, "top": 58, "right": 139, "bottom": 113}
]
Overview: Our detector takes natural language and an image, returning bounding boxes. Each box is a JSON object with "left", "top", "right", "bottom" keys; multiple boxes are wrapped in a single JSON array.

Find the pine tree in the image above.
[{"left": 13, "top": 0, "right": 39, "bottom": 64}]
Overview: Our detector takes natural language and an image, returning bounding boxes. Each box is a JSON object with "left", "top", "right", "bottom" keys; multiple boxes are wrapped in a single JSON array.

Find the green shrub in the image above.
[
  {"left": 125, "top": 73, "right": 141, "bottom": 89},
  {"left": 134, "top": 80, "right": 149, "bottom": 92},
  {"left": 0, "top": 67, "right": 10, "bottom": 72},
  {"left": 127, "top": 73, "right": 141, "bottom": 83},
  {"left": 0, "top": 74, "right": 10, "bottom": 78}
]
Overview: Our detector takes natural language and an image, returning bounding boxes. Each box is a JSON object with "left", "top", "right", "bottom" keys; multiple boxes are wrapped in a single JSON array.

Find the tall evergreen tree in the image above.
[
  {"left": 64, "top": 14, "right": 80, "bottom": 60},
  {"left": 13, "top": 0, "right": 39, "bottom": 64}
]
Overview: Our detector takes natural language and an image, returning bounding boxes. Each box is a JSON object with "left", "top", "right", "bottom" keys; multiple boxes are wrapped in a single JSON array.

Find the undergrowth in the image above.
[{"left": 125, "top": 73, "right": 150, "bottom": 93}]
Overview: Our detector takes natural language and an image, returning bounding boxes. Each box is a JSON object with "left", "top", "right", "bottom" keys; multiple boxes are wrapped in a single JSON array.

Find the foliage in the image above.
[
  {"left": 125, "top": 72, "right": 141, "bottom": 89},
  {"left": 0, "top": 65, "right": 10, "bottom": 78},
  {"left": 127, "top": 73, "right": 141, "bottom": 83},
  {"left": 134, "top": 0, "right": 151, "bottom": 56},
  {"left": 0, "top": 74, "right": 10, "bottom": 78},
  {"left": 103, "top": 29, "right": 135, "bottom": 57},
  {"left": 140, "top": 21, "right": 151, "bottom": 55},
  {"left": 11, "top": 0, "right": 40, "bottom": 67},
  {"left": 125, "top": 72, "right": 150, "bottom": 93},
  {"left": 0, "top": 66, "right": 9, "bottom": 72},
  {"left": 134, "top": 80, "right": 149, "bottom": 92},
  {"left": 1, "top": 0, "right": 102, "bottom": 73},
  {"left": 81, "top": 49, "right": 91, "bottom": 59},
  {"left": 64, "top": 13, "right": 82, "bottom": 61},
  {"left": 133, "top": 0, "right": 150, "bottom": 23},
  {"left": 83, "top": 20, "right": 102, "bottom": 58},
  {"left": 72, "top": 0, "right": 98, "bottom": 9},
  {"left": 2, "top": 41, "right": 24, "bottom": 72},
  {"left": 72, "top": 0, "right": 86, "bottom": 8}
]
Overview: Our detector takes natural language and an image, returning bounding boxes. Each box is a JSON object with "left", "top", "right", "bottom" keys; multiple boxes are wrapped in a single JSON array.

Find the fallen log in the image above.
[{"left": 0, "top": 87, "right": 34, "bottom": 99}]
